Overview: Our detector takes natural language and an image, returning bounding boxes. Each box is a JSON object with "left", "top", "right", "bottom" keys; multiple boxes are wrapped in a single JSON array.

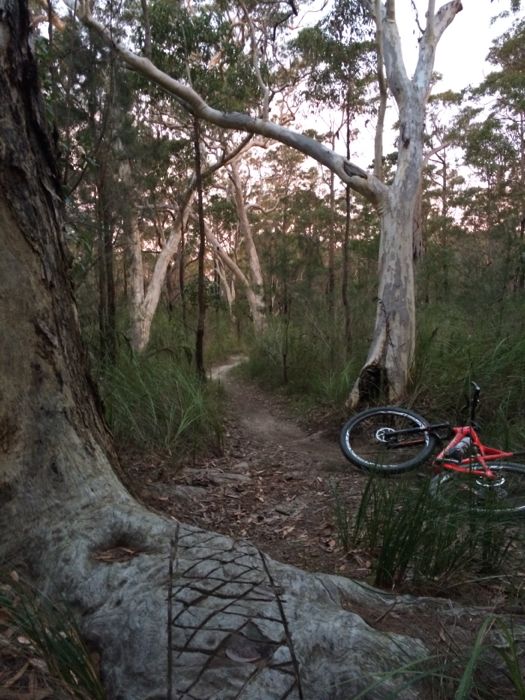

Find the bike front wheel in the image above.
[
  {"left": 430, "top": 462, "right": 525, "bottom": 515},
  {"left": 340, "top": 406, "right": 436, "bottom": 474}
]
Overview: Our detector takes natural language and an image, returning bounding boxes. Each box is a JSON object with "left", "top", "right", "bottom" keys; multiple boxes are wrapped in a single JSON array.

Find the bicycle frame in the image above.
[
  {"left": 433, "top": 381, "right": 524, "bottom": 477},
  {"left": 384, "top": 381, "right": 525, "bottom": 478},
  {"left": 434, "top": 425, "right": 516, "bottom": 477}
]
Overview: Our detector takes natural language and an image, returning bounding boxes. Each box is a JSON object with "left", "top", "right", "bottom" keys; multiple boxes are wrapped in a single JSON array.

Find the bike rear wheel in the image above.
[
  {"left": 430, "top": 462, "right": 525, "bottom": 515},
  {"left": 340, "top": 407, "right": 436, "bottom": 473}
]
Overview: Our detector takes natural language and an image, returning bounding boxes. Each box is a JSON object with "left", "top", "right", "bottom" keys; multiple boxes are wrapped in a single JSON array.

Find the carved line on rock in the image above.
[{"left": 258, "top": 549, "right": 304, "bottom": 700}]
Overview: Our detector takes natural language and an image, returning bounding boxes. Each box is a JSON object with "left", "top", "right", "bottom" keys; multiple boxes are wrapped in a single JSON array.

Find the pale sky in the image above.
[
  {"left": 397, "top": 0, "right": 518, "bottom": 91},
  {"left": 347, "top": 1, "right": 521, "bottom": 163}
]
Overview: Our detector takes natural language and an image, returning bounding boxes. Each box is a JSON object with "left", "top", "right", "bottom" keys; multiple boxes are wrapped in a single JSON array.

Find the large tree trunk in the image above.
[
  {"left": 348, "top": 1, "right": 462, "bottom": 406},
  {"left": 348, "top": 182, "right": 418, "bottom": 405}
]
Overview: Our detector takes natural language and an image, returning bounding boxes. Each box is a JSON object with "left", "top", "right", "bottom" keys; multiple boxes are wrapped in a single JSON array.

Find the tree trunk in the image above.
[
  {"left": 121, "top": 197, "right": 147, "bottom": 352},
  {"left": 194, "top": 117, "right": 206, "bottom": 379},
  {"left": 348, "top": 2, "right": 462, "bottom": 406},
  {"left": 229, "top": 160, "right": 266, "bottom": 331},
  {"left": 216, "top": 257, "right": 237, "bottom": 319},
  {"left": 348, "top": 185, "right": 417, "bottom": 405},
  {"left": 204, "top": 221, "right": 265, "bottom": 329},
  {"left": 96, "top": 163, "right": 117, "bottom": 364}
]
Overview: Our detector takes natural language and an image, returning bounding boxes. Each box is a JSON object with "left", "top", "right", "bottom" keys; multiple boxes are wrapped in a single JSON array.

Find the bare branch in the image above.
[
  {"left": 433, "top": 0, "right": 463, "bottom": 42},
  {"left": 414, "top": 0, "right": 463, "bottom": 93},
  {"left": 381, "top": 3, "right": 410, "bottom": 104},
  {"left": 410, "top": 0, "right": 424, "bottom": 34},
  {"left": 204, "top": 222, "right": 251, "bottom": 290}
]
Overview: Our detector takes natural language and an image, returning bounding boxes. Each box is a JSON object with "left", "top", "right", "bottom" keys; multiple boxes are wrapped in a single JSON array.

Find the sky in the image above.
[
  {"left": 397, "top": 0, "right": 518, "bottom": 90},
  {"left": 348, "top": 1, "right": 521, "bottom": 163}
]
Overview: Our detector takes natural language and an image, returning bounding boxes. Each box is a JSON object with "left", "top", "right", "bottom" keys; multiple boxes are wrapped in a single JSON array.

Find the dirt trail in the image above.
[{"left": 124, "top": 356, "right": 369, "bottom": 575}]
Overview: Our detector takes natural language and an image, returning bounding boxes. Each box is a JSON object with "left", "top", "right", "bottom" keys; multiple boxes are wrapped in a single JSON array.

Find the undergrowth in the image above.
[
  {"left": 333, "top": 476, "right": 524, "bottom": 592},
  {"left": 0, "top": 573, "right": 105, "bottom": 699},
  {"left": 100, "top": 349, "right": 223, "bottom": 457},
  {"left": 349, "top": 616, "right": 525, "bottom": 699}
]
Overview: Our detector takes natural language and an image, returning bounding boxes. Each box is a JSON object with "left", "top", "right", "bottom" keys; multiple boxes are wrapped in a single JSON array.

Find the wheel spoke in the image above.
[{"left": 431, "top": 463, "right": 525, "bottom": 515}]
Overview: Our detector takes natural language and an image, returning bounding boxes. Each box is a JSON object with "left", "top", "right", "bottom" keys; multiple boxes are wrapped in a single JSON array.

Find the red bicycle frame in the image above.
[{"left": 435, "top": 425, "right": 515, "bottom": 477}]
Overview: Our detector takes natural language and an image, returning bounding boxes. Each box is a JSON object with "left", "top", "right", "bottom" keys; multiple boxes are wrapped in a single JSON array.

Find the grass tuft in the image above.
[
  {"left": 100, "top": 350, "right": 223, "bottom": 458},
  {"left": 339, "top": 475, "right": 522, "bottom": 590},
  {"left": 0, "top": 573, "right": 105, "bottom": 699}
]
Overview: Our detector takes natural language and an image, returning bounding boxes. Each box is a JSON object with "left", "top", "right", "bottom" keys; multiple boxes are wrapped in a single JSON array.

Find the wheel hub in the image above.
[{"left": 375, "top": 427, "right": 396, "bottom": 444}]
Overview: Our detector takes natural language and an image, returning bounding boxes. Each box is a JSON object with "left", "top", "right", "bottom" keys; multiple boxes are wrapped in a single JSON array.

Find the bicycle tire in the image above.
[
  {"left": 339, "top": 406, "right": 436, "bottom": 474},
  {"left": 429, "top": 462, "right": 525, "bottom": 515}
]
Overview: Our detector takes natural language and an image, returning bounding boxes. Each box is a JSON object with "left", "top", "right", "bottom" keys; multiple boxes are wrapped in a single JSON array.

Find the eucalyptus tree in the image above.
[
  {"left": 70, "top": 0, "right": 465, "bottom": 404},
  {"left": 228, "top": 159, "right": 267, "bottom": 331},
  {"left": 292, "top": 2, "right": 373, "bottom": 349}
]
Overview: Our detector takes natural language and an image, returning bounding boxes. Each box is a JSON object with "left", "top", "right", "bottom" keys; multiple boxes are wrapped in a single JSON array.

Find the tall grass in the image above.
[
  {"left": 339, "top": 476, "right": 523, "bottom": 590},
  {"left": 0, "top": 574, "right": 105, "bottom": 699},
  {"left": 100, "top": 350, "right": 223, "bottom": 457},
  {"left": 409, "top": 297, "right": 525, "bottom": 445},
  {"left": 349, "top": 617, "right": 525, "bottom": 700}
]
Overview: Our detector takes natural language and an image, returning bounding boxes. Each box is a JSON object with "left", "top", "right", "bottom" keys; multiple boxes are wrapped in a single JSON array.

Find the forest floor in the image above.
[
  {"left": 117, "top": 356, "right": 525, "bottom": 696},
  {"left": 3, "top": 357, "right": 525, "bottom": 697},
  {"left": 121, "top": 357, "right": 525, "bottom": 608},
  {"left": 122, "top": 355, "right": 370, "bottom": 581}
]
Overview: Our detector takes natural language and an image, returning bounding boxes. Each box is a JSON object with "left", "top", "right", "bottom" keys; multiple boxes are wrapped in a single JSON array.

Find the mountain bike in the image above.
[{"left": 340, "top": 382, "right": 525, "bottom": 514}]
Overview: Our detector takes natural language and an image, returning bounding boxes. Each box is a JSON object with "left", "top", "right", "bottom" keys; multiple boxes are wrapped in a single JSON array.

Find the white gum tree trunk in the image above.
[
  {"left": 204, "top": 220, "right": 266, "bottom": 326},
  {"left": 347, "top": 0, "right": 463, "bottom": 405},
  {"left": 124, "top": 139, "right": 256, "bottom": 354},
  {"left": 229, "top": 160, "right": 267, "bottom": 331},
  {"left": 216, "top": 257, "right": 237, "bottom": 318},
  {"left": 126, "top": 192, "right": 193, "bottom": 354}
]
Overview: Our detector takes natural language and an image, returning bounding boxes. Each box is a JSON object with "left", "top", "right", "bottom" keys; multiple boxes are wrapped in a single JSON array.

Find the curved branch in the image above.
[{"left": 68, "top": 0, "right": 387, "bottom": 206}]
